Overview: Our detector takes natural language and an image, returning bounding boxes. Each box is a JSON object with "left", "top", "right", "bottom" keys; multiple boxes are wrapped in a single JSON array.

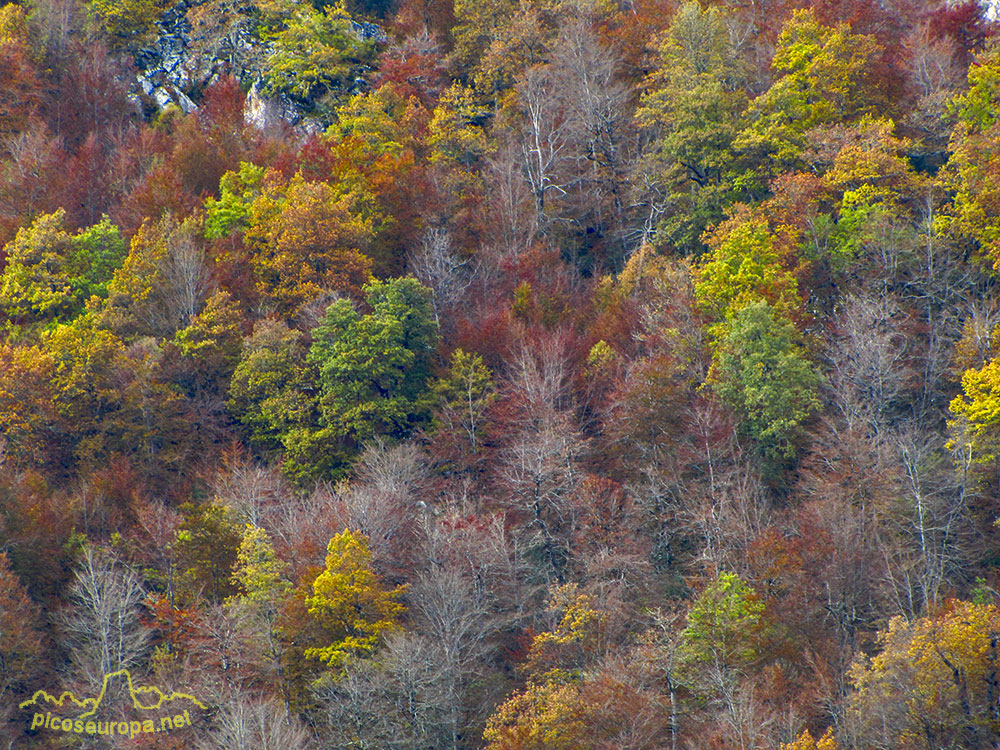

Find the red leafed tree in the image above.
[
  {"left": 0, "top": 39, "right": 45, "bottom": 146},
  {"left": 51, "top": 41, "right": 137, "bottom": 150},
  {"left": 598, "top": 0, "right": 678, "bottom": 80},
  {"left": 392, "top": 0, "right": 456, "bottom": 42},
  {"left": 60, "top": 133, "right": 112, "bottom": 228},
  {"left": 112, "top": 160, "right": 200, "bottom": 237},
  {"left": 374, "top": 31, "right": 450, "bottom": 107},
  {"left": 0, "top": 472, "right": 80, "bottom": 602},
  {"left": 568, "top": 475, "right": 650, "bottom": 593},
  {"left": 0, "top": 125, "right": 67, "bottom": 245},
  {"left": 927, "top": 0, "right": 995, "bottom": 68},
  {"left": 0, "top": 551, "right": 45, "bottom": 734},
  {"left": 169, "top": 76, "right": 256, "bottom": 200}
]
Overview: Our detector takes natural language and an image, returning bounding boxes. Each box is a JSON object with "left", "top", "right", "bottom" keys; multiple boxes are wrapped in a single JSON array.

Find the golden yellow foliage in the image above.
[
  {"left": 305, "top": 529, "right": 406, "bottom": 669},
  {"left": 849, "top": 601, "right": 1000, "bottom": 749},
  {"left": 780, "top": 728, "right": 839, "bottom": 750}
]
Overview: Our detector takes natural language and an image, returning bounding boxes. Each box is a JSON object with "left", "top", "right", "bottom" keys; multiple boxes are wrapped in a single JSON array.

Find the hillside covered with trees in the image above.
[{"left": 1, "top": 0, "right": 1000, "bottom": 748}]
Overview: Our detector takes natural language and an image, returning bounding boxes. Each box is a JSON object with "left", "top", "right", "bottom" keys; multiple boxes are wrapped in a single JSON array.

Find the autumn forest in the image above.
[{"left": 0, "top": 0, "right": 999, "bottom": 748}]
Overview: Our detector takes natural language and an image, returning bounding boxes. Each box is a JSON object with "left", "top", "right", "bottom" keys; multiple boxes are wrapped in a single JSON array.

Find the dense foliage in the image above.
[{"left": 1, "top": 0, "right": 1000, "bottom": 748}]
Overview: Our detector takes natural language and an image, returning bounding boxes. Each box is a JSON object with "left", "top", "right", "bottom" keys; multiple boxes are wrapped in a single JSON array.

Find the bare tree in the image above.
[
  {"left": 407, "top": 227, "right": 473, "bottom": 326},
  {"left": 337, "top": 440, "right": 428, "bottom": 572},
  {"left": 828, "top": 292, "right": 911, "bottom": 436},
  {"left": 497, "top": 16, "right": 638, "bottom": 263},
  {"left": 316, "top": 633, "right": 445, "bottom": 750},
  {"left": 407, "top": 517, "right": 515, "bottom": 750},
  {"left": 886, "top": 423, "right": 976, "bottom": 616},
  {"left": 317, "top": 656, "right": 395, "bottom": 750},
  {"left": 517, "top": 63, "right": 573, "bottom": 224},
  {"left": 500, "top": 416, "right": 585, "bottom": 583},
  {"left": 550, "top": 18, "right": 634, "bottom": 257},
  {"left": 0, "top": 553, "right": 44, "bottom": 750},
  {"left": 161, "top": 216, "right": 212, "bottom": 327},
  {"left": 484, "top": 142, "right": 540, "bottom": 257},
  {"left": 498, "top": 338, "right": 588, "bottom": 583},
  {"left": 199, "top": 693, "right": 313, "bottom": 750},
  {"left": 692, "top": 445, "right": 769, "bottom": 576},
  {"left": 125, "top": 498, "right": 182, "bottom": 606},
  {"left": 184, "top": 602, "right": 262, "bottom": 703},
  {"left": 796, "top": 487, "right": 893, "bottom": 703},
  {"left": 320, "top": 509, "right": 535, "bottom": 750},
  {"left": 211, "top": 446, "right": 290, "bottom": 529},
  {"left": 901, "top": 20, "right": 964, "bottom": 152},
  {"left": 57, "top": 547, "right": 150, "bottom": 698}
]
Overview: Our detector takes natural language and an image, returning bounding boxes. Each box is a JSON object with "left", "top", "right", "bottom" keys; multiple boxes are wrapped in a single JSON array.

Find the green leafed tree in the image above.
[
  {"left": 174, "top": 502, "right": 242, "bottom": 606},
  {"left": 172, "top": 289, "right": 244, "bottom": 390},
  {"left": 429, "top": 83, "right": 490, "bottom": 168},
  {"left": 735, "top": 9, "right": 883, "bottom": 179},
  {"left": 71, "top": 217, "right": 129, "bottom": 301},
  {"left": 204, "top": 162, "right": 267, "bottom": 240},
  {"left": 227, "top": 318, "right": 316, "bottom": 452},
  {"left": 713, "top": 301, "right": 821, "bottom": 469},
  {"left": 308, "top": 276, "right": 439, "bottom": 448},
  {"left": 227, "top": 524, "right": 293, "bottom": 703},
  {"left": 450, "top": 0, "right": 518, "bottom": 78},
  {"left": 0, "top": 210, "right": 126, "bottom": 323},
  {"left": 85, "top": 0, "right": 169, "bottom": 51},
  {"left": 331, "top": 83, "right": 426, "bottom": 158},
  {"left": 230, "top": 523, "right": 291, "bottom": 608},
  {"left": 263, "top": 3, "right": 376, "bottom": 118},
  {"left": 680, "top": 572, "right": 764, "bottom": 672},
  {"left": 228, "top": 286, "right": 438, "bottom": 483},
  {"left": 635, "top": 1, "right": 747, "bottom": 252},
  {"left": 431, "top": 348, "right": 496, "bottom": 458},
  {"left": 694, "top": 205, "right": 803, "bottom": 341}
]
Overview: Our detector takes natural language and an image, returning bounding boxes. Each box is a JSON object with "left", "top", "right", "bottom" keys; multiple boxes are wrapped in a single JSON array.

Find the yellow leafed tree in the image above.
[
  {"left": 780, "top": 728, "right": 839, "bottom": 750},
  {"left": 305, "top": 529, "right": 406, "bottom": 669},
  {"left": 848, "top": 600, "right": 1000, "bottom": 750}
]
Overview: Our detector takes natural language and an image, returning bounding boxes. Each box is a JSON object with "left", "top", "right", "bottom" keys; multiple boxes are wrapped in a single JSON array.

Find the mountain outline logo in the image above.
[{"left": 19, "top": 669, "right": 206, "bottom": 719}]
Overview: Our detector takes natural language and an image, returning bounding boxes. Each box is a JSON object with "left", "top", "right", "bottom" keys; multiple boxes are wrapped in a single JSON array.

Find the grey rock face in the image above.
[
  {"left": 348, "top": 18, "right": 388, "bottom": 45},
  {"left": 130, "top": 0, "right": 381, "bottom": 131},
  {"left": 243, "top": 79, "right": 323, "bottom": 135}
]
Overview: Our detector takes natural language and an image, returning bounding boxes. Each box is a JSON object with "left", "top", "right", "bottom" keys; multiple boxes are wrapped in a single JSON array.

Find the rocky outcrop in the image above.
[
  {"left": 130, "top": 0, "right": 385, "bottom": 130},
  {"left": 132, "top": 0, "right": 260, "bottom": 117},
  {"left": 243, "top": 79, "right": 323, "bottom": 134}
]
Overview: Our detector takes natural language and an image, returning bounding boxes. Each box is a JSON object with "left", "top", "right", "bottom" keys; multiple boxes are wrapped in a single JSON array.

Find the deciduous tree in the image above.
[
  {"left": 0, "top": 551, "right": 44, "bottom": 735},
  {"left": 308, "top": 276, "right": 439, "bottom": 450},
  {"left": 0, "top": 209, "right": 126, "bottom": 323},
  {"left": 305, "top": 528, "right": 407, "bottom": 669},
  {"left": 713, "top": 301, "right": 821, "bottom": 470},
  {"left": 104, "top": 214, "right": 211, "bottom": 337},
  {"left": 58, "top": 545, "right": 150, "bottom": 686},
  {"left": 848, "top": 600, "right": 1000, "bottom": 750},
  {"left": 245, "top": 171, "right": 373, "bottom": 314},
  {"left": 736, "top": 9, "right": 883, "bottom": 178},
  {"left": 636, "top": 1, "right": 746, "bottom": 252}
]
